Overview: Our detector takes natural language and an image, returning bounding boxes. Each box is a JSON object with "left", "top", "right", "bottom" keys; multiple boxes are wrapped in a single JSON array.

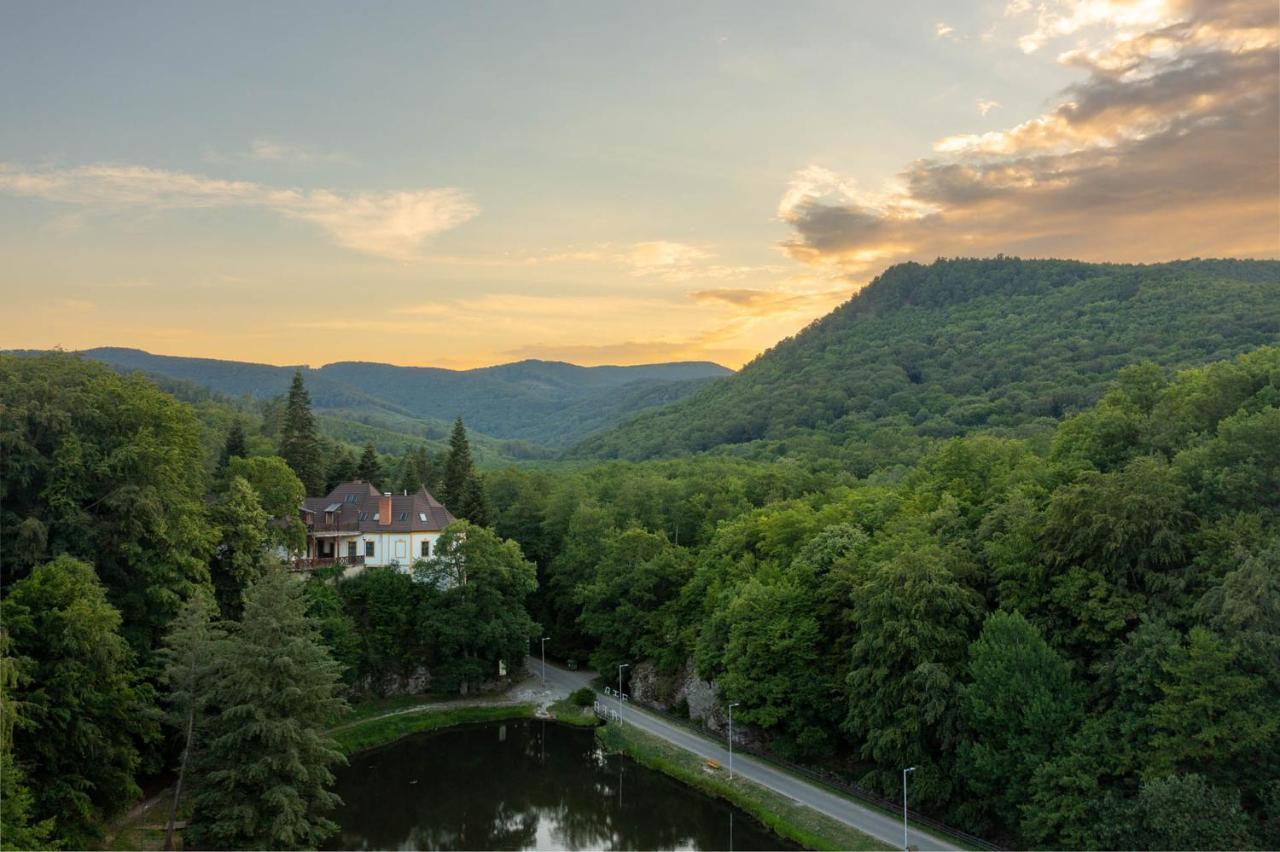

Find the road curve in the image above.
[{"left": 527, "top": 657, "right": 960, "bottom": 851}]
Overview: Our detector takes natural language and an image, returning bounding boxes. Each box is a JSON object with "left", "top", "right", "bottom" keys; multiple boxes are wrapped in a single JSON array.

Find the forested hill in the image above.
[
  {"left": 62, "top": 348, "right": 730, "bottom": 449},
  {"left": 575, "top": 257, "right": 1280, "bottom": 470}
]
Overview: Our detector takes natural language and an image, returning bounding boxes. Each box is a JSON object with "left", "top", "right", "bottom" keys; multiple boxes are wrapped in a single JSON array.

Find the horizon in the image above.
[{"left": 2, "top": 0, "right": 1278, "bottom": 368}]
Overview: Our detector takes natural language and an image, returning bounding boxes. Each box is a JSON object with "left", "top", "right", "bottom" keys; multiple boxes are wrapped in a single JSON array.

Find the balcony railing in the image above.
[{"left": 289, "top": 555, "right": 365, "bottom": 572}]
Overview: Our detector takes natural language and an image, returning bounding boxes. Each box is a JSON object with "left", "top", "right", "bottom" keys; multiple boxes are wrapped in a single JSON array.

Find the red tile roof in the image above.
[{"left": 301, "top": 480, "right": 455, "bottom": 533}]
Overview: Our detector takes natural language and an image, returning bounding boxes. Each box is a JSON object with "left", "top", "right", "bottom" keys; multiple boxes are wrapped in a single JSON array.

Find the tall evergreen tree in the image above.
[
  {"left": 458, "top": 474, "right": 491, "bottom": 527},
  {"left": 442, "top": 417, "right": 475, "bottom": 507},
  {"left": 190, "top": 570, "right": 348, "bottom": 849},
  {"left": 216, "top": 418, "right": 247, "bottom": 475},
  {"left": 396, "top": 445, "right": 437, "bottom": 494},
  {"left": 278, "top": 370, "right": 325, "bottom": 496},
  {"left": 355, "top": 442, "right": 382, "bottom": 488},
  {"left": 158, "top": 591, "right": 225, "bottom": 851}
]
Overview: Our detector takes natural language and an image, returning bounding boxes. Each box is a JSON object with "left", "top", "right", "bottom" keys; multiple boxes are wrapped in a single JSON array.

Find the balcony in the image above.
[{"left": 289, "top": 554, "right": 365, "bottom": 573}]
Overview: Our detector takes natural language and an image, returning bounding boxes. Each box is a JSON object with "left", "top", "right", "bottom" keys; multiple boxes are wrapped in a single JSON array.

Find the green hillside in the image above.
[
  {"left": 71, "top": 348, "right": 729, "bottom": 449},
  {"left": 575, "top": 258, "right": 1280, "bottom": 471}
]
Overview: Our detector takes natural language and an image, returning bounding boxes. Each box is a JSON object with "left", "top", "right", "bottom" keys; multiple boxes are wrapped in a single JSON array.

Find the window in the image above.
[
  {"left": 347, "top": 541, "right": 357, "bottom": 560},
  {"left": 420, "top": 539, "right": 431, "bottom": 558},
  {"left": 345, "top": 494, "right": 358, "bottom": 503},
  {"left": 419, "top": 512, "right": 428, "bottom": 523},
  {"left": 364, "top": 541, "right": 375, "bottom": 558},
  {"left": 358, "top": 512, "right": 367, "bottom": 522},
  {"left": 399, "top": 511, "right": 408, "bottom": 522}
]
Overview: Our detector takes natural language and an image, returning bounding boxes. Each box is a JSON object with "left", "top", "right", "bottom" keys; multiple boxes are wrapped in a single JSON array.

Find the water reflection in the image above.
[{"left": 326, "top": 719, "right": 796, "bottom": 850}]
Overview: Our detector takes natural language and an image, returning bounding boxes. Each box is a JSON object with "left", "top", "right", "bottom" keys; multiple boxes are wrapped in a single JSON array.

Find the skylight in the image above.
[{"left": 419, "top": 512, "right": 428, "bottom": 522}]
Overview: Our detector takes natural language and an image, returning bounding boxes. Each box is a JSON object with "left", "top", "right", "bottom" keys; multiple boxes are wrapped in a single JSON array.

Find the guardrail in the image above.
[{"left": 619, "top": 691, "right": 1002, "bottom": 851}]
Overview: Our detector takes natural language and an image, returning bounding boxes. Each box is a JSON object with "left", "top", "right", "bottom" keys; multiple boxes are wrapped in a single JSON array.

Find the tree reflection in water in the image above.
[{"left": 325, "top": 720, "right": 795, "bottom": 850}]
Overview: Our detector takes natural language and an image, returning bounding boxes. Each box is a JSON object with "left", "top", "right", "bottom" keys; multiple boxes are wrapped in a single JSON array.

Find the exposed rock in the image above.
[{"left": 358, "top": 665, "right": 432, "bottom": 697}]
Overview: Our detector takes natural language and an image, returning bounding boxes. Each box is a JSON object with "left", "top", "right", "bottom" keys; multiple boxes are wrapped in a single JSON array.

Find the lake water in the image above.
[{"left": 325, "top": 719, "right": 796, "bottom": 850}]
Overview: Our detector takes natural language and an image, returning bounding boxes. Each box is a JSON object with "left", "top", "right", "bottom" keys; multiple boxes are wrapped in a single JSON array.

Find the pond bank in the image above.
[{"left": 596, "top": 722, "right": 891, "bottom": 852}]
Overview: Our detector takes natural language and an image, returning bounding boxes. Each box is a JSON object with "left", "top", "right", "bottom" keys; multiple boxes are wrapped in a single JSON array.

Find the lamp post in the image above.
[
  {"left": 728, "top": 702, "right": 741, "bottom": 780},
  {"left": 540, "top": 636, "right": 549, "bottom": 685},
  {"left": 617, "top": 663, "right": 629, "bottom": 722},
  {"left": 902, "top": 766, "right": 916, "bottom": 851}
]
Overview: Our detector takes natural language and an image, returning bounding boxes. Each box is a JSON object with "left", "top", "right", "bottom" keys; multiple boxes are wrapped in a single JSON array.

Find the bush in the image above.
[{"left": 571, "top": 687, "right": 595, "bottom": 707}]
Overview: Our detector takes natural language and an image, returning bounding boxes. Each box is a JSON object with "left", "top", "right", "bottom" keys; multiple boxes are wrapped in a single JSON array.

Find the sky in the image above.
[{"left": 1, "top": 0, "right": 1276, "bottom": 369}]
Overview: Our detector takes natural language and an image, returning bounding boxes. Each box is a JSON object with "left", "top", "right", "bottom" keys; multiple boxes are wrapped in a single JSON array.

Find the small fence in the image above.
[{"left": 618, "top": 691, "right": 1002, "bottom": 851}]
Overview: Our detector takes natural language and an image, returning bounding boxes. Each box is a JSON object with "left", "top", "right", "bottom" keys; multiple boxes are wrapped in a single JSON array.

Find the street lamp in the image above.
[
  {"left": 617, "top": 663, "right": 629, "bottom": 722},
  {"left": 540, "top": 636, "right": 549, "bottom": 685},
  {"left": 902, "top": 766, "right": 916, "bottom": 851},
  {"left": 728, "top": 702, "right": 741, "bottom": 780}
]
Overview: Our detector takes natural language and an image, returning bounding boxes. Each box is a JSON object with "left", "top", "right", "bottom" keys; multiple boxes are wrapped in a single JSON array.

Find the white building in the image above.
[{"left": 299, "top": 480, "right": 455, "bottom": 572}]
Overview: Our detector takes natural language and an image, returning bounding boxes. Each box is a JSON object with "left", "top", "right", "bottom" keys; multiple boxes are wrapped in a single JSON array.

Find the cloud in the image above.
[
  {"left": 0, "top": 162, "right": 478, "bottom": 260},
  {"left": 248, "top": 139, "right": 355, "bottom": 164},
  {"left": 780, "top": 0, "right": 1280, "bottom": 274},
  {"left": 976, "top": 98, "right": 1002, "bottom": 115},
  {"left": 935, "top": 22, "right": 957, "bottom": 40}
]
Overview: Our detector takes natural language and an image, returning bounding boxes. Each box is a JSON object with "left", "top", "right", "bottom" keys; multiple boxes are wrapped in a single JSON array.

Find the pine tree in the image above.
[
  {"left": 216, "top": 419, "right": 247, "bottom": 475},
  {"left": 189, "top": 570, "right": 348, "bottom": 850},
  {"left": 326, "top": 448, "right": 358, "bottom": 492},
  {"left": 442, "top": 417, "right": 476, "bottom": 509},
  {"left": 355, "top": 442, "right": 382, "bottom": 488},
  {"left": 278, "top": 370, "right": 325, "bottom": 496},
  {"left": 459, "top": 473, "right": 491, "bottom": 527},
  {"left": 158, "top": 591, "right": 225, "bottom": 851},
  {"left": 396, "top": 446, "right": 436, "bottom": 494}
]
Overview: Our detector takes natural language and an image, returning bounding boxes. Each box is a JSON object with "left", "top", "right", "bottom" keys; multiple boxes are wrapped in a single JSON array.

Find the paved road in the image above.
[{"left": 527, "top": 657, "right": 960, "bottom": 851}]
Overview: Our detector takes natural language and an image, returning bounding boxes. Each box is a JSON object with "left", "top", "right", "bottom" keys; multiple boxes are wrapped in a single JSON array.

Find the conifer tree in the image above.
[
  {"left": 326, "top": 447, "right": 359, "bottom": 492},
  {"left": 216, "top": 418, "right": 247, "bottom": 475},
  {"left": 396, "top": 445, "right": 437, "bottom": 494},
  {"left": 459, "top": 473, "right": 491, "bottom": 527},
  {"left": 355, "top": 442, "right": 382, "bottom": 488},
  {"left": 278, "top": 370, "right": 325, "bottom": 495},
  {"left": 158, "top": 591, "right": 224, "bottom": 851},
  {"left": 0, "top": 630, "right": 56, "bottom": 850},
  {"left": 442, "top": 418, "right": 478, "bottom": 510},
  {"left": 190, "top": 570, "right": 348, "bottom": 850}
]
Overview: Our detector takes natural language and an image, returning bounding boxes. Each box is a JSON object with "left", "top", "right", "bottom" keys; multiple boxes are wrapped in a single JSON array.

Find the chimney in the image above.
[{"left": 379, "top": 495, "right": 392, "bottom": 526}]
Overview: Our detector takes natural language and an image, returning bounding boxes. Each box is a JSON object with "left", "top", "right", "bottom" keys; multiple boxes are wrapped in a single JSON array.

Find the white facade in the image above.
[{"left": 355, "top": 530, "right": 443, "bottom": 569}]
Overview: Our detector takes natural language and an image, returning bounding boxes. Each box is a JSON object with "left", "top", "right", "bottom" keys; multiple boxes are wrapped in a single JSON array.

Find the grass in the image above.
[
  {"left": 597, "top": 723, "right": 892, "bottom": 852},
  {"left": 332, "top": 703, "right": 536, "bottom": 754},
  {"left": 548, "top": 697, "right": 602, "bottom": 728}
]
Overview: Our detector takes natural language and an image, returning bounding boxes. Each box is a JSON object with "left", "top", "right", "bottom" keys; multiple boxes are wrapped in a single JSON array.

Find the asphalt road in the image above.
[{"left": 527, "top": 657, "right": 960, "bottom": 851}]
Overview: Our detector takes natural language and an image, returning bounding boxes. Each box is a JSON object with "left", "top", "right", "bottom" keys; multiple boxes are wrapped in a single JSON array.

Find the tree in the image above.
[
  {"left": 189, "top": 570, "right": 348, "bottom": 849},
  {"left": 441, "top": 417, "right": 476, "bottom": 508},
  {"left": 0, "top": 354, "right": 215, "bottom": 653},
  {"left": 158, "top": 590, "right": 225, "bottom": 851},
  {"left": 396, "top": 445, "right": 437, "bottom": 494},
  {"left": 278, "top": 369, "right": 325, "bottom": 496},
  {"left": 0, "top": 630, "right": 57, "bottom": 850},
  {"left": 355, "top": 442, "right": 382, "bottom": 488},
  {"left": 960, "top": 611, "right": 1082, "bottom": 832},
  {"left": 226, "top": 455, "right": 307, "bottom": 553},
  {"left": 416, "top": 522, "right": 538, "bottom": 694},
  {"left": 1148, "top": 627, "right": 1276, "bottom": 789},
  {"left": 326, "top": 447, "right": 358, "bottom": 492},
  {"left": 842, "top": 543, "right": 983, "bottom": 804},
  {"left": 718, "top": 575, "right": 837, "bottom": 758},
  {"left": 209, "top": 475, "right": 270, "bottom": 618},
  {"left": 216, "top": 418, "right": 247, "bottom": 475},
  {"left": 1134, "top": 774, "right": 1256, "bottom": 850},
  {"left": 2, "top": 557, "right": 154, "bottom": 848},
  {"left": 458, "top": 473, "right": 491, "bottom": 527}
]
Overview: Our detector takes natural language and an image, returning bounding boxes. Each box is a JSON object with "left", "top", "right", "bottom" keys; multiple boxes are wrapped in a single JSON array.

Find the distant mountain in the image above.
[
  {"left": 71, "top": 348, "right": 732, "bottom": 449},
  {"left": 574, "top": 257, "right": 1280, "bottom": 471}
]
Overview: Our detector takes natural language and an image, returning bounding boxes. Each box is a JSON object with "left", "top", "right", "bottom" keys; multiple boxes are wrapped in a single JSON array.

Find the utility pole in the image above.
[
  {"left": 540, "top": 636, "right": 549, "bottom": 685},
  {"left": 617, "top": 663, "right": 629, "bottom": 722},
  {"left": 902, "top": 766, "right": 916, "bottom": 851},
  {"left": 728, "top": 702, "right": 741, "bottom": 780}
]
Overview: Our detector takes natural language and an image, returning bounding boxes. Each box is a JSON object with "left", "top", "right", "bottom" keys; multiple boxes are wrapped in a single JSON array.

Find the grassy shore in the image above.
[
  {"left": 596, "top": 723, "right": 891, "bottom": 852},
  {"left": 547, "top": 697, "right": 602, "bottom": 728},
  {"left": 333, "top": 703, "right": 536, "bottom": 753}
]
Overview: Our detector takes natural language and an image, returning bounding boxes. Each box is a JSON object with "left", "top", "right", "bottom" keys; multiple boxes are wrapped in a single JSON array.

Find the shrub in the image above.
[{"left": 571, "top": 687, "right": 595, "bottom": 707}]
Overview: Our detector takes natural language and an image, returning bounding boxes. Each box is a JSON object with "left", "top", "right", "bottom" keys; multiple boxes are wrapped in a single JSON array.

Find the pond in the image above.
[{"left": 325, "top": 719, "right": 797, "bottom": 850}]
